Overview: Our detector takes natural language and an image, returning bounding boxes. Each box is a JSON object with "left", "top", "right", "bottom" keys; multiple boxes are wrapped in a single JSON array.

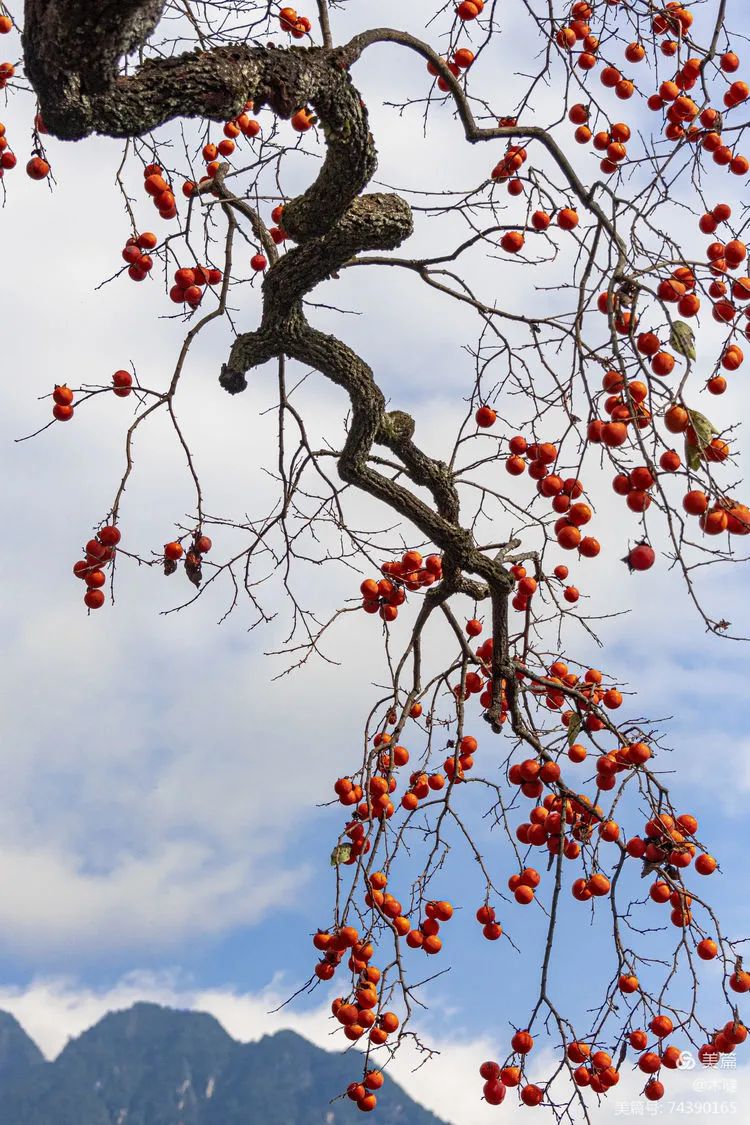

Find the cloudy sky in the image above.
[{"left": 1, "top": 0, "right": 750, "bottom": 1121}]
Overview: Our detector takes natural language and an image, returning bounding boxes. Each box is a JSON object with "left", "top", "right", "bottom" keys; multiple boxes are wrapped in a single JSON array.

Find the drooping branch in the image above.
[{"left": 23, "top": 3, "right": 376, "bottom": 242}]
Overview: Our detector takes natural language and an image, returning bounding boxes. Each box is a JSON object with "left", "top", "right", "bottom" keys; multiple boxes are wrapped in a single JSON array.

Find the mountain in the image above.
[
  {"left": 0, "top": 1012, "right": 44, "bottom": 1078},
  {"left": 0, "top": 1002, "right": 450, "bottom": 1124}
]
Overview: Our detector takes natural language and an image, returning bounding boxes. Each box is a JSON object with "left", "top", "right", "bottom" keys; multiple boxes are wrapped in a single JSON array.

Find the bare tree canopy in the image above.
[{"left": 5, "top": 0, "right": 750, "bottom": 1117}]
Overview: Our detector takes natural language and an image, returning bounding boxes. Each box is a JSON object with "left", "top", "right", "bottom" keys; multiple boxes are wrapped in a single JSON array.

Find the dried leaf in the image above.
[
  {"left": 567, "top": 713, "right": 582, "bottom": 747},
  {"left": 670, "top": 320, "right": 696, "bottom": 361},
  {"left": 330, "top": 844, "right": 352, "bottom": 867}
]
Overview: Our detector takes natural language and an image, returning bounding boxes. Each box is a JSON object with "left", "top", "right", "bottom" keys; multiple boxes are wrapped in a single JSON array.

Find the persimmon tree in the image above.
[{"left": 7, "top": 0, "right": 750, "bottom": 1116}]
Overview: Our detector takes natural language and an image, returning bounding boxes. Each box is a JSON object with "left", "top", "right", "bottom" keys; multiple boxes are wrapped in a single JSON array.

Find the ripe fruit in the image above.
[
  {"left": 250, "top": 253, "right": 267, "bottom": 272},
  {"left": 475, "top": 405, "right": 496, "bottom": 427},
  {"left": 651, "top": 351, "right": 675, "bottom": 377},
  {"left": 664, "top": 404, "right": 689, "bottom": 433},
  {"left": 557, "top": 208, "right": 579, "bottom": 230},
  {"left": 164, "top": 541, "right": 184, "bottom": 560},
  {"left": 521, "top": 1084, "right": 543, "bottom": 1106},
  {"left": 501, "top": 230, "right": 524, "bottom": 254},
  {"left": 112, "top": 369, "right": 133, "bottom": 397},
  {"left": 683, "top": 490, "right": 708, "bottom": 516},
  {"left": 98, "top": 526, "right": 121, "bottom": 547},
  {"left": 511, "top": 1030, "right": 533, "bottom": 1053},
  {"left": 53, "top": 403, "right": 74, "bottom": 422},
  {"left": 291, "top": 107, "right": 314, "bottom": 132},
  {"left": 53, "top": 385, "right": 74, "bottom": 406},
  {"left": 483, "top": 1079, "right": 506, "bottom": 1105},
  {"left": 26, "top": 156, "right": 50, "bottom": 180},
  {"left": 589, "top": 873, "right": 610, "bottom": 896},
  {"left": 626, "top": 543, "right": 655, "bottom": 571},
  {"left": 650, "top": 1014, "right": 673, "bottom": 1038}
]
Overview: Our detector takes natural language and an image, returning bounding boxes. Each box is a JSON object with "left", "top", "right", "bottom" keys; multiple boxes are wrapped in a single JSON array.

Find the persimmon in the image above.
[
  {"left": 557, "top": 207, "right": 579, "bottom": 230},
  {"left": 727, "top": 1021, "right": 748, "bottom": 1045},
  {"left": 112, "top": 369, "right": 133, "bottom": 397},
  {"left": 664, "top": 404, "right": 688, "bottom": 433},
  {"left": 52, "top": 385, "right": 74, "bottom": 406},
  {"left": 705, "top": 437, "right": 729, "bottom": 463},
  {"left": 454, "top": 48, "right": 474, "bottom": 69},
  {"left": 290, "top": 107, "right": 314, "bottom": 132},
  {"left": 650, "top": 1014, "right": 673, "bottom": 1038},
  {"left": 511, "top": 1029, "right": 533, "bottom": 1053},
  {"left": 521, "top": 1084, "right": 543, "bottom": 1106},
  {"left": 651, "top": 351, "right": 675, "bottom": 376},
  {"left": 625, "top": 41, "right": 645, "bottom": 63},
  {"left": 639, "top": 1051, "right": 662, "bottom": 1074},
  {"left": 578, "top": 536, "right": 600, "bottom": 558},
  {"left": 483, "top": 1079, "right": 506, "bottom": 1104},
  {"left": 725, "top": 503, "right": 750, "bottom": 535},
  {"left": 26, "top": 156, "right": 50, "bottom": 180},
  {"left": 501, "top": 230, "right": 524, "bottom": 253},
  {"left": 683, "top": 490, "right": 708, "bottom": 516},
  {"left": 588, "top": 873, "right": 610, "bottom": 896},
  {"left": 661, "top": 1045, "right": 682, "bottom": 1068},
  {"left": 588, "top": 1050, "right": 610, "bottom": 1071},
  {"left": 456, "top": 0, "right": 483, "bottom": 19}
]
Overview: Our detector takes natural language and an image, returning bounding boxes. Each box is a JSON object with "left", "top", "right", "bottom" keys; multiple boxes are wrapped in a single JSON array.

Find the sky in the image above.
[{"left": 0, "top": 1, "right": 750, "bottom": 1122}]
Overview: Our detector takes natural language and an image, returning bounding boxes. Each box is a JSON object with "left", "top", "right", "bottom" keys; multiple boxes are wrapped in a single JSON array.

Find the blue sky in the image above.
[{"left": 1, "top": 1, "right": 750, "bottom": 1121}]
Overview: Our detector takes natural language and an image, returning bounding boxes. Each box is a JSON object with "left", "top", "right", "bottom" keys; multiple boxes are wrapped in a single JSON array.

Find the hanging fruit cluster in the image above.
[
  {"left": 169, "top": 265, "right": 223, "bottom": 308},
  {"left": 359, "top": 551, "right": 443, "bottom": 621},
  {"left": 141, "top": 163, "right": 177, "bottom": 221},
  {"left": 278, "top": 7, "right": 311, "bottom": 38},
  {"left": 0, "top": 115, "right": 16, "bottom": 177},
  {"left": 121, "top": 231, "right": 157, "bottom": 283},
  {"left": 162, "top": 532, "right": 212, "bottom": 584},
  {"left": 456, "top": 0, "right": 484, "bottom": 20},
  {"left": 426, "top": 46, "right": 475, "bottom": 92},
  {"left": 72, "top": 526, "right": 121, "bottom": 610}
]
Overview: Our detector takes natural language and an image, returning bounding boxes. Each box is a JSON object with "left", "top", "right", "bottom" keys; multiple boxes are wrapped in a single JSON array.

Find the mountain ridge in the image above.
[{"left": 0, "top": 1001, "right": 451, "bottom": 1124}]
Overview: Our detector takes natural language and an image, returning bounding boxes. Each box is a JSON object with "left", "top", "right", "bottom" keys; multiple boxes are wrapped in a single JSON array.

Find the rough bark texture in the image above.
[{"left": 22, "top": 1, "right": 513, "bottom": 723}]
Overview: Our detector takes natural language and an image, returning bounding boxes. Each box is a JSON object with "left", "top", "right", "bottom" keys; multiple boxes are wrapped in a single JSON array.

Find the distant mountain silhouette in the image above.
[{"left": 0, "top": 1002, "right": 450, "bottom": 1123}]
